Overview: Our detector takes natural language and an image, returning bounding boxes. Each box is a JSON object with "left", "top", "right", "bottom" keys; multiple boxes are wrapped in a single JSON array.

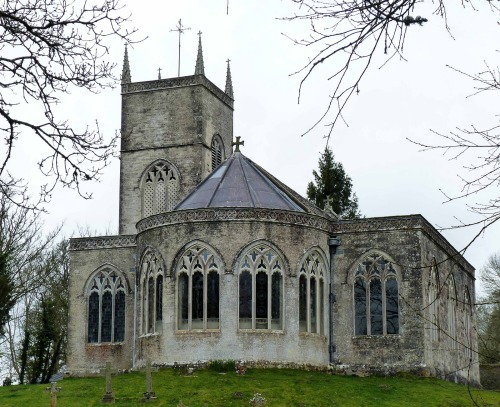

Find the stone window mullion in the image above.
[
  {"left": 307, "top": 274, "right": 311, "bottom": 333},
  {"left": 315, "top": 278, "right": 320, "bottom": 334},
  {"left": 203, "top": 269, "right": 208, "bottom": 330},
  {"left": 267, "top": 271, "right": 271, "bottom": 330},
  {"left": 188, "top": 271, "right": 193, "bottom": 331},
  {"left": 98, "top": 289, "right": 102, "bottom": 342},
  {"left": 366, "top": 277, "right": 371, "bottom": 336},
  {"left": 382, "top": 279, "right": 387, "bottom": 336},
  {"left": 111, "top": 291, "right": 116, "bottom": 342},
  {"left": 252, "top": 269, "right": 256, "bottom": 330}
]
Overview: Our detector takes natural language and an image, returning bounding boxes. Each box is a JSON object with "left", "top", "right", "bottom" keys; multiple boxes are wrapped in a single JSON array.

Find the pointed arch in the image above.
[
  {"left": 298, "top": 247, "right": 329, "bottom": 335},
  {"left": 235, "top": 240, "right": 287, "bottom": 330},
  {"left": 140, "top": 159, "right": 181, "bottom": 218},
  {"left": 173, "top": 241, "right": 223, "bottom": 331},
  {"left": 84, "top": 264, "right": 130, "bottom": 343},
  {"left": 211, "top": 134, "right": 225, "bottom": 171},
  {"left": 348, "top": 250, "right": 400, "bottom": 336},
  {"left": 139, "top": 247, "right": 166, "bottom": 334}
]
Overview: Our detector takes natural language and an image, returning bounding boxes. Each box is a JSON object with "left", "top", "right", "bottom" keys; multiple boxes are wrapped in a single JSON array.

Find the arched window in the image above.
[
  {"left": 176, "top": 243, "right": 221, "bottom": 331},
  {"left": 353, "top": 252, "right": 399, "bottom": 336},
  {"left": 448, "top": 275, "right": 458, "bottom": 350},
  {"left": 211, "top": 135, "right": 224, "bottom": 170},
  {"left": 87, "top": 267, "right": 127, "bottom": 343},
  {"left": 428, "top": 260, "right": 441, "bottom": 343},
  {"left": 463, "top": 286, "right": 473, "bottom": 359},
  {"left": 299, "top": 250, "right": 327, "bottom": 334},
  {"left": 140, "top": 250, "right": 164, "bottom": 334},
  {"left": 237, "top": 243, "right": 284, "bottom": 330},
  {"left": 142, "top": 161, "right": 179, "bottom": 218}
]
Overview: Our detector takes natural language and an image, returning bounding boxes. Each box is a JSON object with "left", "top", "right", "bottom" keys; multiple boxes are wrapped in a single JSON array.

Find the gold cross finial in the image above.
[
  {"left": 170, "top": 18, "right": 191, "bottom": 77},
  {"left": 198, "top": 30, "right": 202, "bottom": 37},
  {"left": 157, "top": 67, "right": 162, "bottom": 80},
  {"left": 232, "top": 136, "right": 244, "bottom": 152}
]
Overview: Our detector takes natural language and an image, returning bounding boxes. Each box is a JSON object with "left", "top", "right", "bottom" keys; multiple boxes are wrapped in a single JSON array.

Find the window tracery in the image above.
[
  {"left": 87, "top": 267, "right": 127, "bottom": 343},
  {"left": 238, "top": 243, "right": 284, "bottom": 330},
  {"left": 353, "top": 252, "right": 399, "bottom": 336},
  {"left": 299, "top": 250, "right": 327, "bottom": 335},
  {"left": 140, "top": 250, "right": 164, "bottom": 334},
  {"left": 176, "top": 244, "right": 221, "bottom": 330},
  {"left": 142, "top": 161, "right": 179, "bottom": 218},
  {"left": 211, "top": 135, "right": 224, "bottom": 170}
]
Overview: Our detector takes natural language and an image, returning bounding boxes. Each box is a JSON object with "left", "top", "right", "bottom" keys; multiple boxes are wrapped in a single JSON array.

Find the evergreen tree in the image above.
[{"left": 307, "top": 147, "right": 361, "bottom": 219}]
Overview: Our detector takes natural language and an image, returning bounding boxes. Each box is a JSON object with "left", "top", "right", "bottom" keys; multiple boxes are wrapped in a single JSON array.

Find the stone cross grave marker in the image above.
[
  {"left": 100, "top": 361, "right": 117, "bottom": 403},
  {"left": 45, "top": 381, "right": 61, "bottom": 407},
  {"left": 141, "top": 359, "right": 158, "bottom": 401}
]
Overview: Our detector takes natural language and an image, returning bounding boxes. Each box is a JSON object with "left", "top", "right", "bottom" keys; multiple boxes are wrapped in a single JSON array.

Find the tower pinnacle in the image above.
[
  {"left": 121, "top": 44, "right": 131, "bottom": 84},
  {"left": 225, "top": 59, "right": 233, "bottom": 99},
  {"left": 194, "top": 31, "right": 205, "bottom": 76}
]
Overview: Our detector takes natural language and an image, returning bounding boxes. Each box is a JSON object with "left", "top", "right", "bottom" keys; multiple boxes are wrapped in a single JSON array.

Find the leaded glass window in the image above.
[
  {"left": 237, "top": 243, "right": 284, "bottom": 330},
  {"left": 428, "top": 260, "right": 440, "bottom": 343},
  {"left": 140, "top": 250, "right": 164, "bottom": 334},
  {"left": 142, "top": 161, "right": 179, "bottom": 218},
  {"left": 352, "top": 252, "right": 399, "bottom": 336},
  {"left": 299, "top": 250, "right": 327, "bottom": 334},
  {"left": 86, "top": 268, "right": 127, "bottom": 343},
  {"left": 211, "top": 135, "right": 225, "bottom": 170},
  {"left": 463, "top": 287, "right": 473, "bottom": 359},
  {"left": 448, "top": 276, "right": 457, "bottom": 350},
  {"left": 175, "top": 244, "right": 221, "bottom": 331}
]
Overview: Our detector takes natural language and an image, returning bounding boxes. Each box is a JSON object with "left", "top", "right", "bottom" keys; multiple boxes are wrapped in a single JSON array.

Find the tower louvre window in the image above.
[
  {"left": 142, "top": 162, "right": 179, "bottom": 218},
  {"left": 211, "top": 135, "right": 224, "bottom": 170}
]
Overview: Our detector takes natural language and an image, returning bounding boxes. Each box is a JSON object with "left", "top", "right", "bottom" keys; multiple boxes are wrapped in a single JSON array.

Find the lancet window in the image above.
[
  {"left": 448, "top": 275, "right": 458, "bottom": 350},
  {"left": 299, "top": 250, "right": 327, "bottom": 335},
  {"left": 176, "top": 244, "right": 221, "bottom": 330},
  {"left": 463, "top": 287, "right": 473, "bottom": 359},
  {"left": 238, "top": 243, "right": 284, "bottom": 330},
  {"left": 211, "top": 135, "right": 224, "bottom": 170},
  {"left": 353, "top": 252, "right": 399, "bottom": 336},
  {"left": 140, "top": 250, "right": 164, "bottom": 334},
  {"left": 142, "top": 161, "right": 179, "bottom": 218},
  {"left": 87, "top": 268, "right": 127, "bottom": 343},
  {"left": 428, "top": 260, "right": 441, "bottom": 343}
]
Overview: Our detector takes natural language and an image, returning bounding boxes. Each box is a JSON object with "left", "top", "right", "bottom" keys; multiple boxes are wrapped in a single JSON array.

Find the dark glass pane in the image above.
[
  {"left": 271, "top": 272, "right": 282, "bottom": 329},
  {"left": 207, "top": 272, "right": 219, "bottom": 328},
  {"left": 156, "top": 276, "right": 163, "bottom": 321},
  {"left": 310, "top": 276, "right": 317, "bottom": 333},
  {"left": 299, "top": 275, "right": 307, "bottom": 332},
  {"left": 239, "top": 271, "right": 252, "bottom": 328},
  {"left": 319, "top": 279, "right": 324, "bottom": 335},
  {"left": 148, "top": 277, "right": 154, "bottom": 332},
  {"left": 101, "top": 291, "right": 112, "bottom": 342},
  {"left": 114, "top": 291, "right": 125, "bottom": 342},
  {"left": 256, "top": 271, "right": 268, "bottom": 329},
  {"left": 192, "top": 271, "right": 204, "bottom": 328},
  {"left": 143, "top": 283, "right": 147, "bottom": 333},
  {"left": 354, "top": 278, "right": 367, "bottom": 335},
  {"left": 88, "top": 292, "right": 99, "bottom": 343},
  {"left": 178, "top": 273, "right": 188, "bottom": 329},
  {"left": 386, "top": 278, "right": 399, "bottom": 335},
  {"left": 370, "top": 278, "right": 383, "bottom": 335}
]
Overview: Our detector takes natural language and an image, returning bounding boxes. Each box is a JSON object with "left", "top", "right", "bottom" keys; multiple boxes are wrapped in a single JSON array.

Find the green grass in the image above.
[{"left": 0, "top": 368, "right": 499, "bottom": 406}]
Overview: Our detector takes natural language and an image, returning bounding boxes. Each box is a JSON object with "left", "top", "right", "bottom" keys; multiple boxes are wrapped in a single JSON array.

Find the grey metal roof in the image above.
[{"left": 175, "top": 152, "right": 306, "bottom": 212}]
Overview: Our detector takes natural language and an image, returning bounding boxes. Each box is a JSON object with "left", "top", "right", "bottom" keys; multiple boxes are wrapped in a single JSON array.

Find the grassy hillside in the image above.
[{"left": 0, "top": 367, "right": 498, "bottom": 406}]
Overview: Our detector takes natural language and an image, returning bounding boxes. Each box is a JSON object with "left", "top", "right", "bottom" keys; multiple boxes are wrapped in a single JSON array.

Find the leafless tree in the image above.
[
  {"left": 283, "top": 0, "right": 498, "bottom": 138},
  {"left": 0, "top": 0, "right": 138, "bottom": 209}
]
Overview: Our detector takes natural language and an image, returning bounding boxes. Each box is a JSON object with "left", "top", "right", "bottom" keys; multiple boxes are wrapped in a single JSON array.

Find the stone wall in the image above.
[
  {"left": 119, "top": 77, "right": 233, "bottom": 234},
  {"left": 67, "top": 238, "right": 136, "bottom": 375}
]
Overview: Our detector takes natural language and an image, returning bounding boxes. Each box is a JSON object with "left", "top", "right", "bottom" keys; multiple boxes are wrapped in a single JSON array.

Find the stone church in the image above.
[{"left": 67, "top": 37, "right": 480, "bottom": 385}]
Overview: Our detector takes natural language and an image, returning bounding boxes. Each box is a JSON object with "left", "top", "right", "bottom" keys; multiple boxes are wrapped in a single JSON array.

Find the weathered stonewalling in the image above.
[{"left": 66, "top": 41, "right": 479, "bottom": 386}]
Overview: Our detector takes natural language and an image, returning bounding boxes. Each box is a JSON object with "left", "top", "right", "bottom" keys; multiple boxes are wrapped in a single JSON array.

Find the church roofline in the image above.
[
  {"left": 121, "top": 74, "right": 234, "bottom": 109},
  {"left": 334, "top": 214, "right": 475, "bottom": 276}
]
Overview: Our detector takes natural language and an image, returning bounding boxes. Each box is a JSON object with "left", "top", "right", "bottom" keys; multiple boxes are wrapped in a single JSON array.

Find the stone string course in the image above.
[
  {"left": 69, "top": 235, "right": 136, "bottom": 251},
  {"left": 121, "top": 75, "right": 234, "bottom": 108}
]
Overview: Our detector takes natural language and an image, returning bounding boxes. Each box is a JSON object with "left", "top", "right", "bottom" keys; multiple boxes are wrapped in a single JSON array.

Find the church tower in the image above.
[{"left": 118, "top": 38, "right": 234, "bottom": 234}]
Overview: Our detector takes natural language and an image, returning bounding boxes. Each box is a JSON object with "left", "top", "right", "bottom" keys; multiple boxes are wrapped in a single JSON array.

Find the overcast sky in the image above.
[{"left": 12, "top": 0, "right": 499, "bottom": 292}]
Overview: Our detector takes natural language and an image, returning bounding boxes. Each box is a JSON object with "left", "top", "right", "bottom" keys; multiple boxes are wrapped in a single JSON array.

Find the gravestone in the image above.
[
  {"left": 45, "top": 381, "right": 61, "bottom": 407},
  {"left": 101, "top": 361, "right": 116, "bottom": 403},
  {"left": 141, "top": 359, "right": 158, "bottom": 401}
]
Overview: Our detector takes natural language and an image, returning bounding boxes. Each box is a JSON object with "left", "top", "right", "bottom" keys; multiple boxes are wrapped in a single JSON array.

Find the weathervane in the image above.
[{"left": 170, "top": 19, "right": 191, "bottom": 77}]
